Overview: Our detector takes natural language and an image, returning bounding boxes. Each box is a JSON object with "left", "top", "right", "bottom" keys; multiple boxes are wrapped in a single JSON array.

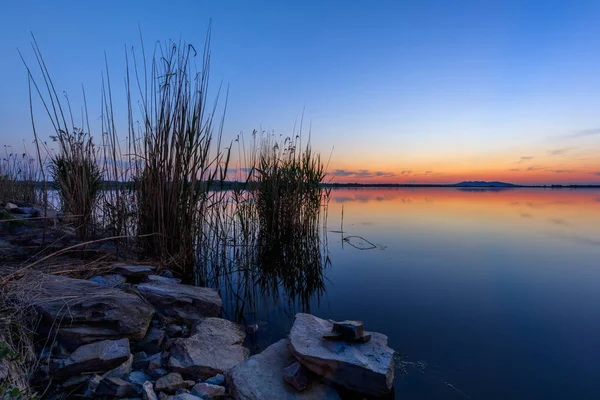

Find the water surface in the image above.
[{"left": 221, "top": 187, "right": 600, "bottom": 399}]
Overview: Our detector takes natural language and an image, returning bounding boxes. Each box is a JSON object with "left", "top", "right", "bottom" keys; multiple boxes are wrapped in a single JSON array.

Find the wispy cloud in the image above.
[
  {"left": 400, "top": 170, "right": 412, "bottom": 175},
  {"left": 594, "top": 172, "right": 600, "bottom": 176},
  {"left": 526, "top": 165, "right": 545, "bottom": 171},
  {"left": 332, "top": 169, "right": 396, "bottom": 178},
  {"left": 548, "top": 148, "right": 569, "bottom": 156},
  {"left": 509, "top": 168, "right": 520, "bottom": 171},
  {"left": 549, "top": 169, "right": 574, "bottom": 173},
  {"left": 516, "top": 156, "right": 533, "bottom": 164},
  {"left": 556, "top": 128, "right": 600, "bottom": 139}
]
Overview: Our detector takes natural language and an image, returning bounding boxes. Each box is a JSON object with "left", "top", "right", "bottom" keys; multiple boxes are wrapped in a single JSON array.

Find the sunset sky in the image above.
[{"left": 1, "top": 0, "right": 599, "bottom": 184}]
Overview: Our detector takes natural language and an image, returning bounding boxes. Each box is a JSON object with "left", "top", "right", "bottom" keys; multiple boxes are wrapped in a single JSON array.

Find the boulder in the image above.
[
  {"left": 288, "top": 313, "right": 394, "bottom": 397},
  {"left": 96, "top": 376, "right": 136, "bottom": 397},
  {"left": 89, "top": 274, "right": 127, "bottom": 288},
  {"left": 227, "top": 339, "right": 340, "bottom": 400},
  {"left": 283, "top": 362, "right": 308, "bottom": 392},
  {"left": 113, "top": 264, "right": 157, "bottom": 277},
  {"left": 137, "top": 282, "right": 222, "bottom": 322},
  {"left": 191, "top": 382, "right": 226, "bottom": 398},
  {"left": 168, "top": 318, "right": 248, "bottom": 379},
  {"left": 28, "top": 274, "right": 154, "bottom": 350},
  {"left": 59, "top": 338, "right": 130, "bottom": 377},
  {"left": 155, "top": 372, "right": 188, "bottom": 393},
  {"left": 144, "top": 274, "right": 182, "bottom": 284}
]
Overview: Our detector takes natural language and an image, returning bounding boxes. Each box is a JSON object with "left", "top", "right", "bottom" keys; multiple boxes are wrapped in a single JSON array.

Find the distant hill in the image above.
[{"left": 455, "top": 181, "right": 517, "bottom": 187}]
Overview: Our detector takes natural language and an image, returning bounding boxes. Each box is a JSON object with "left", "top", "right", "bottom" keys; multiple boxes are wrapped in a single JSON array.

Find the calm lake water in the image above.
[{"left": 219, "top": 187, "right": 600, "bottom": 399}]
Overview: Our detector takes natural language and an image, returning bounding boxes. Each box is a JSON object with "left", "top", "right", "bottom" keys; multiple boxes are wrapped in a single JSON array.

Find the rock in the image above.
[
  {"left": 137, "top": 282, "right": 222, "bottom": 323},
  {"left": 322, "top": 320, "right": 371, "bottom": 343},
  {"left": 150, "top": 368, "right": 170, "bottom": 380},
  {"left": 155, "top": 372, "right": 188, "bottom": 393},
  {"left": 142, "top": 380, "right": 159, "bottom": 400},
  {"left": 84, "top": 374, "right": 103, "bottom": 397},
  {"left": 191, "top": 382, "right": 226, "bottom": 398},
  {"left": 104, "top": 353, "right": 134, "bottom": 378},
  {"left": 147, "top": 352, "right": 164, "bottom": 370},
  {"left": 62, "top": 374, "right": 90, "bottom": 388},
  {"left": 168, "top": 318, "right": 248, "bottom": 379},
  {"left": 158, "top": 392, "right": 169, "bottom": 400},
  {"left": 128, "top": 371, "right": 152, "bottom": 393},
  {"left": 133, "top": 351, "right": 150, "bottom": 370},
  {"left": 204, "top": 373, "right": 225, "bottom": 386},
  {"left": 283, "top": 362, "right": 308, "bottom": 392},
  {"left": 29, "top": 274, "right": 154, "bottom": 350},
  {"left": 59, "top": 338, "right": 130, "bottom": 376},
  {"left": 96, "top": 376, "right": 136, "bottom": 397},
  {"left": 134, "top": 327, "right": 165, "bottom": 354},
  {"left": 89, "top": 274, "right": 127, "bottom": 288},
  {"left": 4, "top": 202, "right": 18, "bottom": 211},
  {"left": 170, "top": 394, "right": 202, "bottom": 400},
  {"left": 144, "top": 275, "right": 182, "bottom": 284},
  {"left": 113, "top": 264, "right": 157, "bottom": 278},
  {"left": 165, "top": 324, "right": 186, "bottom": 338},
  {"left": 288, "top": 313, "right": 394, "bottom": 397},
  {"left": 227, "top": 339, "right": 340, "bottom": 400}
]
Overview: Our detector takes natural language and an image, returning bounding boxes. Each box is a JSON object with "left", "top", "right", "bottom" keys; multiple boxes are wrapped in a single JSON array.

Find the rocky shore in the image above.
[{"left": 1, "top": 202, "right": 397, "bottom": 399}]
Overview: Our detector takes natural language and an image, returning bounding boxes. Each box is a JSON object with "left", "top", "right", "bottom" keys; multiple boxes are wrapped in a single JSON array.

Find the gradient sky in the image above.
[{"left": 1, "top": 0, "right": 600, "bottom": 184}]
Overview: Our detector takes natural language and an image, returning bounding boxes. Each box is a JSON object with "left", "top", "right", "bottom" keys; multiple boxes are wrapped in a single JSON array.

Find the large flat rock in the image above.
[
  {"left": 137, "top": 282, "right": 222, "bottom": 322},
  {"left": 28, "top": 274, "right": 155, "bottom": 350},
  {"left": 59, "top": 338, "right": 130, "bottom": 377},
  {"left": 288, "top": 313, "right": 395, "bottom": 397},
  {"left": 227, "top": 339, "right": 341, "bottom": 400},
  {"left": 168, "top": 318, "right": 248, "bottom": 379}
]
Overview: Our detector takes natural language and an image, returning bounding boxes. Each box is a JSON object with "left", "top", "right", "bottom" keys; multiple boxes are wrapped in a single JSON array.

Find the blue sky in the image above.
[{"left": 1, "top": 0, "right": 600, "bottom": 183}]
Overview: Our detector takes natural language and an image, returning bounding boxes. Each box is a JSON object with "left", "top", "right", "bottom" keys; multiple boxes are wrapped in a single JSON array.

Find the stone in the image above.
[
  {"left": 288, "top": 313, "right": 394, "bottom": 397},
  {"left": 134, "top": 327, "right": 165, "bottom": 354},
  {"left": 59, "top": 338, "right": 131, "bottom": 376},
  {"left": 113, "top": 264, "right": 157, "bottom": 277},
  {"left": 170, "top": 394, "right": 202, "bottom": 400},
  {"left": 191, "top": 382, "right": 226, "bottom": 398},
  {"left": 89, "top": 274, "right": 127, "bottom": 288},
  {"left": 137, "top": 282, "right": 222, "bottom": 323},
  {"left": 168, "top": 318, "right": 248, "bottom": 379},
  {"left": 150, "top": 368, "right": 170, "bottom": 380},
  {"left": 29, "top": 274, "right": 154, "bottom": 350},
  {"left": 4, "top": 202, "right": 18, "bottom": 211},
  {"left": 128, "top": 371, "right": 151, "bottom": 393},
  {"left": 96, "top": 376, "right": 136, "bottom": 397},
  {"left": 165, "top": 324, "right": 186, "bottom": 338},
  {"left": 204, "top": 373, "right": 225, "bottom": 386},
  {"left": 283, "top": 362, "right": 308, "bottom": 392},
  {"left": 142, "top": 380, "right": 158, "bottom": 400},
  {"left": 158, "top": 392, "right": 169, "bottom": 400},
  {"left": 104, "top": 353, "right": 134, "bottom": 378},
  {"left": 227, "top": 339, "right": 340, "bottom": 400},
  {"left": 62, "top": 374, "right": 90, "bottom": 388},
  {"left": 133, "top": 351, "right": 149, "bottom": 370},
  {"left": 144, "top": 274, "right": 182, "bottom": 284},
  {"left": 155, "top": 372, "right": 187, "bottom": 393},
  {"left": 147, "top": 352, "right": 163, "bottom": 370},
  {"left": 84, "top": 374, "right": 103, "bottom": 397}
]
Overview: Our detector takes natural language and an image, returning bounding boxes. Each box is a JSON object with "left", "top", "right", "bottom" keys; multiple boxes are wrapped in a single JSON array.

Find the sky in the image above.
[{"left": 1, "top": 0, "right": 600, "bottom": 185}]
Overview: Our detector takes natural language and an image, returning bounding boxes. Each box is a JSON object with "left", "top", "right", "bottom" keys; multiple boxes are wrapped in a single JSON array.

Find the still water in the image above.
[{"left": 220, "top": 187, "right": 600, "bottom": 399}]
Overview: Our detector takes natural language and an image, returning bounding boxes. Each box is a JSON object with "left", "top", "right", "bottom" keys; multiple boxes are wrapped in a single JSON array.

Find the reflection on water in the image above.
[{"left": 199, "top": 188, "right": 600, "bottom": 399}]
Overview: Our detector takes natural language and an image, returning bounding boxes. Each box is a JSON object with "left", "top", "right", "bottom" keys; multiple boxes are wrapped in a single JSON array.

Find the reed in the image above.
[{"left": 0, "top": 146, "right": 40, "bottom": 204}]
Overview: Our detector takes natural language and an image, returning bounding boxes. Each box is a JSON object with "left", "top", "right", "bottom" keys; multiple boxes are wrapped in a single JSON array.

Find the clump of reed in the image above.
[{"left": 0, "top": 146, "right": 40, "bottom": 204}]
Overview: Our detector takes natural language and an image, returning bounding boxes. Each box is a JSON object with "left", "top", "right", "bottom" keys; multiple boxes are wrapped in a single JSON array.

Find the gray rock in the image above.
[
  {"left": 60, "top": 338, "right": 131, "bottom": 376},
  {"left": 204, "top": 373, "right": 225, "bottom": 386},
  {"left": 283, "top": 362, "right": 308, "bottom": 392},
  {"left": 137, "top": 282, "right": 222, "bottom": 323},
  {"left": 134, "top": 327, "right": 165, "bottom": 354},
  {"left": 155, "top": 372, "right": 187, "bottom": 393},
  {"left": 150, "top": 368, "right": 170, "bottom": 380},
  {"left": 113, "top": 264, "right": 157, "bottom": 277},
  {"left": 96, "top": 376, "right": 136, "bottom": 397},
  {"left": 168, "top": 318, "right": 248, "bottom": 379},
  {"left": 4, "top": 203, "right": 18, "bottom": 211},
  {"left": 84, "top": 374, "right": 103, "bottom": 397},
  {"left": 30, "top": 274, "right": 154, "bottom": 350},
  {"left": 227, "top": 339, "right": 340, "bottom": 400},
  {"left": 142, "top": 380, "right": 158, "bottom": 400},
  {"left": 104, "top": 353, "right": 134, "bottom": 378},
  {"left": 62, "top": 374, "right": 90, "bottom": 388},
  {"left": 165, "top": 324, "right": 186, "bottom": 338},
  {"left": 191, "top": 382, "right": 226, "bottom": 398},
  {"left": 133, "top": 351, "right": 149, "bottom": 370},
  {"left": 144, "top": 275, "right": 182, "bottom": 284},
  {"left": 170, "top": 394, "right": 202, "bottom": 400},
  {"left": 89, "top": 274, "right": 127, "bottom": 288},
  {"left": 288, "top": 313, "right": 394, "bottom": 397},
  {"left": 147, "top": 352, "right": 163, "bottom": 370},
  {"left": 128, "top": 371, "right": 151, "bottom": 392}
]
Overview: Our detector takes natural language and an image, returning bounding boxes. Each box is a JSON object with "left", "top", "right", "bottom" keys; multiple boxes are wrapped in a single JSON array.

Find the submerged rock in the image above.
[
  {"left": 137, "top": 282, "right": 222, "bottom": 322},
  {"left": 59, "top": 338, "right": 130, "bottom": 377},
  {"left": 228, "top": 339, "right": 340, "bottom": 400},
  {"left": 288, "top": 313, "right": 395, "bottom": 397},
  {"left": 30, "top": 274, "right": 154, "bottom": 350},
  {"left": 168, "top": 318, "right": 248, "bottom": 379}
]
